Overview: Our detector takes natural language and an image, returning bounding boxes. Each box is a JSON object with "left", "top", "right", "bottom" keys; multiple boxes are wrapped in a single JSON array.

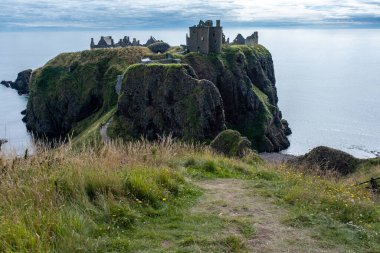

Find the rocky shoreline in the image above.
[{"left": 1, "top": 69, "right": 32, "bottom": 95}]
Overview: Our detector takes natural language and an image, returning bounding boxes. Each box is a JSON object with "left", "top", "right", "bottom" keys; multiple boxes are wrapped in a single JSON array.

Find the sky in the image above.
[{"left": 0, "top": 0, "right": 380, "bottom": 31}]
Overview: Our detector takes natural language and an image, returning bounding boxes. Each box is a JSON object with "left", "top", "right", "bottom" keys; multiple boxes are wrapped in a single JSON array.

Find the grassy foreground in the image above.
[{"left": 0, "top": 139, "right": 379, "bottom": 252}]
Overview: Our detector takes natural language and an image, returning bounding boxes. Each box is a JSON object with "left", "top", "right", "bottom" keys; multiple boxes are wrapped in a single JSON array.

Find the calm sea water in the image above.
[{"left": 0, "top": 29, "right": 379, "bottom": 157}]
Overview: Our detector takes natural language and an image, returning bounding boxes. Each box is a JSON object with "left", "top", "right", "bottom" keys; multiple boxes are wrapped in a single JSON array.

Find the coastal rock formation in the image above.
[
  {"left": 25, "top": 44, "right": 290, "bottom": 153},
  {"left": 293, "top": 146, "right": 360, "bottom": 175},
  {"left": 111, "top": 64, "right": 226, "bottom": 141},
  {"left": 183, "top": 45, "right": 290, "bottom": 152},
  {"left": 210, "top": 129, "right": 251, "bottom": 157},
  {"left": 26, "top": 47, "right": 151, "bottom": 137},
  {"left": 1, "top": 69, "right": 32, "bottom": 95}
]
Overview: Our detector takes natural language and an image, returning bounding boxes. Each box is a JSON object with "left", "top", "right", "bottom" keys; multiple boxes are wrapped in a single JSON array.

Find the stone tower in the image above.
[{"left": 186, "top": 20, "right": 223, "bottom": 54}]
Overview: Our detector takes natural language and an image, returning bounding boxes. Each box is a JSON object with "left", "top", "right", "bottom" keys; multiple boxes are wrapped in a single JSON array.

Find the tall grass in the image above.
[{"left": 0, "top": 137, "right": 207, "bottom": 252}]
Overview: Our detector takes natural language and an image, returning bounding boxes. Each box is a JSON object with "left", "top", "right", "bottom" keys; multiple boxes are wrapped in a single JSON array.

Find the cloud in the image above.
[{"left": 0, "top": 0, "right": 379, "bottom": 30}]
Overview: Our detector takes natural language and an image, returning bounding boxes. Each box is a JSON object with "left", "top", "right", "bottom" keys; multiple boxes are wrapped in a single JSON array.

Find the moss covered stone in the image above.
[
  {"left": 183, "top": 45, "right": 290, "bottom": 152},
  {"left": 112, "top": 63, "right": 226, "bottom": 141},
  {"left": 210, "top": 130, "right": 252, "bottom": 157},
  {"left": 293, "top": 146, "right": 361, "bottom": 175}
]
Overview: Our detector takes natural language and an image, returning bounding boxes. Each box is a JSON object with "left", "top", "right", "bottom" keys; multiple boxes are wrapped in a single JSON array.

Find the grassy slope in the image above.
[{"left": 0, "top": 140, "right": 379, "bottom": 252}]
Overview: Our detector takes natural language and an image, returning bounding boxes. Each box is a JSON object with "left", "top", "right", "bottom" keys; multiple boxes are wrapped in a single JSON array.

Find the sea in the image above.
[{"left": 0, "top": 29, "right": 379, "bottom": 158}]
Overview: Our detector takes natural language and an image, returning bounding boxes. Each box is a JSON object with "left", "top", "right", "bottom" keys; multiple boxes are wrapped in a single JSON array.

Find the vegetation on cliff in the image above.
[
  {"left": 26, "top": 47, "right": 151, "bottom": 138},
  {"left": 109, "top": 63, "right": 226, "bottom": 142},
  {"left": 183, "top": 45, "right": 290, "bottom": 152},
  {"left": 25, "top": 44, "right": 290, "bottom": 153},
  {"left": 0, "top": 140, "right": 379, "bottom": 252}
]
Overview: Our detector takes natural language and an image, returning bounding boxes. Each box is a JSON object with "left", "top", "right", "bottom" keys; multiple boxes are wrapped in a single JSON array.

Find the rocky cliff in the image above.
[
  {"left": 25, "top": 45, "right": 290, "bottom": 152},
  {"left": 25, "top": 47, "right": 151, "bottom": 137},
  {"left": 110, "top": 64, "right": 226, "bottom": 141},
  {"left": 183, "top": 45, "right": 290, "bottom": 151},
  {"left": 1, "top": 69, "right": 32, "bottom": 95}
]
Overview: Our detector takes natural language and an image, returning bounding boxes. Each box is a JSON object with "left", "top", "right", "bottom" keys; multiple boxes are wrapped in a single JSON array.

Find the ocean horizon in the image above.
[{"left": 1, "top": 28, "right": 379, "bottom": 158}]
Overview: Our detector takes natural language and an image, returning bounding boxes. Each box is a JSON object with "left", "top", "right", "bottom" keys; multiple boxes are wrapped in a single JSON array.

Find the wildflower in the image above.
[{"left": 162, "top": 198, "right": 167, "bottom": 202}]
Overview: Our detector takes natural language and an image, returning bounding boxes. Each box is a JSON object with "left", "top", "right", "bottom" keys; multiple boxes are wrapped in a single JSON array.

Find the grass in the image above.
[{"left": 1, "top": 138, "right": 379, "bottom": 252}]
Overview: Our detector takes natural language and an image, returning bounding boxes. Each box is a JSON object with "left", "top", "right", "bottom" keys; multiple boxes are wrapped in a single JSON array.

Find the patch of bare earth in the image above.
[{"left": 193, "top": 179, "right": 338, "bottom": 253}]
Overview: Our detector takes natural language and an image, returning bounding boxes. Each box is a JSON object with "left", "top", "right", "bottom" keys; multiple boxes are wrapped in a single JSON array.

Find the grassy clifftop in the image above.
[
  {"left": 26, "top": 47, "right": 152, "bottom": 138},
  {"left": 25, "top": 45, "right": 289, "bottom": 152},
  {"left": 0, "top": 140, "right": 379, "bottom": 252}
]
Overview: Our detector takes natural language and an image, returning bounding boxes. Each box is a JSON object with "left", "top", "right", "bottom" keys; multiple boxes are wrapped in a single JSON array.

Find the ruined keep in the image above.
[
  {"left": 232, "top": 32, "right": 259, "bottom": 46},
  {"left": 91, "top": 36, "right": 142, "bottom": 49},
  {"left": 186, "top": 20, "right": 223, "bottom": 54}
]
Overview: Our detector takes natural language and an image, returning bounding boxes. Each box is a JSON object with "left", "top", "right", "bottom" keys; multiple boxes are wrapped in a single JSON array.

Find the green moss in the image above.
[
  {"left": 210, "top": 130, "right": 252, "bottom": 157},
  {"left": 28, "top": 47, "right": 151, "bottom": 138}
]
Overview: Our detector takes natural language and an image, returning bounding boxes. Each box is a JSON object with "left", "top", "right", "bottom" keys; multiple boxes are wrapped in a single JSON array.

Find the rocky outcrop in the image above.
[
  {"left": 1, "top": 69, "right": 32, "bottom": 95},
  {"left": 293, "top": 146, "right": 360, "bottom": 175},
  {"left": 183, "top": 45, "right": 290, "bottom": 152},
  {"left": 210, "top": 129, "right": 251, "bottom": 157},
  {"left": 112, "top": 64, "right": 226, "bottom": 141},
  {"left": 26, "top": 47, "right": 151, "bottom": 137},
  {"left": 25, "top": 45, "right": 290, "bottom": 153}
]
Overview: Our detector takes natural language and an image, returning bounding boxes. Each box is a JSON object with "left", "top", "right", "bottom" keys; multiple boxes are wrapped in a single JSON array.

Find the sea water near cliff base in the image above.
[{"left": 0, "top": 29, "right": 379, "bottom": 158}]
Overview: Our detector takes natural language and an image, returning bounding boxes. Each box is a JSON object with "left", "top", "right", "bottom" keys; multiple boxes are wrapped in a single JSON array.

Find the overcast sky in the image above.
[{"left": 1, "top": 0, "right": 380, "bottom": 30}]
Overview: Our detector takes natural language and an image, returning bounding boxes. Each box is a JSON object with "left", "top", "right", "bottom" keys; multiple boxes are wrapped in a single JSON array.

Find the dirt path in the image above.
[{"left": 193, "top": 179, "right": 336, "bottom": 253}]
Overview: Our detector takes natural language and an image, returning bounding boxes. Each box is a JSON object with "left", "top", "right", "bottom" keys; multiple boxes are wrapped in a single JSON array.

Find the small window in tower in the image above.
[
  {"left": 201, "top": 36, "right": 204, "bottom": 41},
  {"left": 213, "top": 33, "right": 215, "bottom": 36}
]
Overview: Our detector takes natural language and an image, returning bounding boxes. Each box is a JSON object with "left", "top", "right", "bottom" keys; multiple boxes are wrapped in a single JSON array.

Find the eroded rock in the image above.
[{"left": 112, "top": 64, "right": 226, "bottom": 141}]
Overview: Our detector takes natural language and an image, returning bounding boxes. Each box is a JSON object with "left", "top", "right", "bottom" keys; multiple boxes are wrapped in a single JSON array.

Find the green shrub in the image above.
[{"left": 210, "top": 130, "right": 251, "bottom": 157}]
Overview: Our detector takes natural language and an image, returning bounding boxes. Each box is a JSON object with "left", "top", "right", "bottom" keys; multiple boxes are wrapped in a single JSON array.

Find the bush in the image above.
[
  {"left": 210, "top": 130, "right": 251, "bottom": 157},
  {"left": 148, "top": 42, "right": 170, "bottom": 53}
]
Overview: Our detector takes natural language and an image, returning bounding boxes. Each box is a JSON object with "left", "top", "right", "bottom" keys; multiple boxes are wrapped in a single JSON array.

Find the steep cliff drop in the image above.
[
  {"left": 25, "top": 45, "right": 290, "bottom": 152},
  {"left": 183, "top": 45, "right": 290, "bottom": 152}
]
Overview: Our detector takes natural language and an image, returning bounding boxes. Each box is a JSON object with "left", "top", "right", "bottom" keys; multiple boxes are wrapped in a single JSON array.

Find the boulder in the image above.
[
  {"left": 113, "top": 64, "right": 226, "bottom": 141},
  {"left": 293, "top": 146, "right": 360, "bottom": 175},
  {"left": 11, "top": 69, "right": 32, "bottom": 94},
  {"left": 148, "top": 42, "right": 170, "bottom": 53},
  {"left": 210, "top": 130, "right": 251, "bottom": 157}
]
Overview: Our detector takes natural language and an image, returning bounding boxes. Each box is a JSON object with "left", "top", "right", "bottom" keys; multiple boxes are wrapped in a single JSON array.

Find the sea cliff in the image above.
[{"left": 25, "top": 45, "right": 290, "bottom": 152}]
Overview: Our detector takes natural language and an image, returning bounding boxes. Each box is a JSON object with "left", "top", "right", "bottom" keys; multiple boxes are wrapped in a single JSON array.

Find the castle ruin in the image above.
[{"left": 186, "top": 20, "right": 223, "bottom": 54}]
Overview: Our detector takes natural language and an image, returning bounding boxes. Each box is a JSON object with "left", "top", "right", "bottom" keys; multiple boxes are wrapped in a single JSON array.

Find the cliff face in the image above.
[
  {"left": 25, "top": 45, "right": 290, "bottom": 152},
  {"left": 183, "top": 45, "right": 290, "bottom": 152},
  {"left": 26, "top": 47, "right": 151, "bottom": 137},
  {"left": 111, "top": 64, "right": 226, "bottom": 141}
]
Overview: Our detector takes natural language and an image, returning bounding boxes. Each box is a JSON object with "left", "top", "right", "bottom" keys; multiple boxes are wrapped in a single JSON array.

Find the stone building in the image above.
[
  {"left": 245, "top": 32, "right": 259, "bottom": 46},
  {"left": 186, "top": 20, "right": 223, "bottom": 54},
  {"left": 232, "top": 32, "right": 259, "bottom": 46},
  {"left": 91, "top": 36, "right": 114, "bottom": 49},
  {"left": 91, "top": 36, "right": 142, "bottom": 49}
]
